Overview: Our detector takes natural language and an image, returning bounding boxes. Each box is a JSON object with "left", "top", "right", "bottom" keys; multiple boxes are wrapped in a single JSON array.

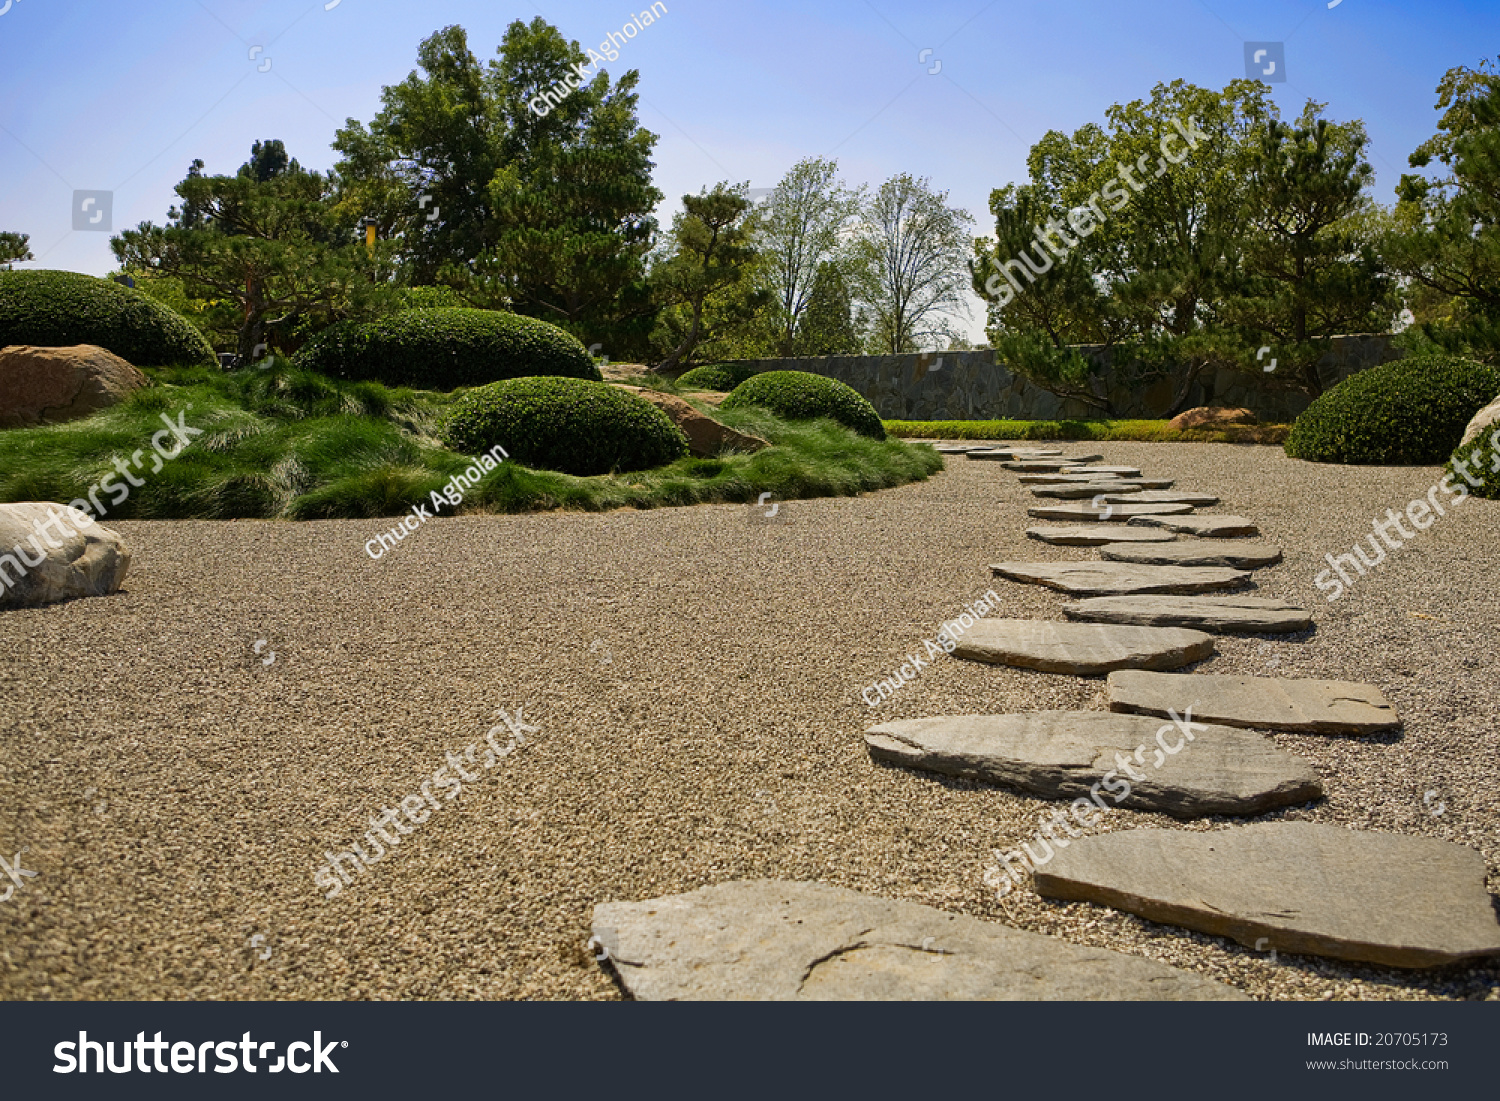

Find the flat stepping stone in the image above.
[
  {"left": 1096, "top": 490, "right": 1220, "bottom": 507},
  {"left": 1020, "top": 474, "right": 1174, "bottom": 488},
  {"left": 991, "top": 561, "right": 1251, "bottom": 596},
  {"left": 1003, "top": 457, "right": 1103, "bottom": 472},
  {"left": 591, "top": 880, "right": 1248, "bottom": 1000},
  {"left": 1059, "top": 465, "right": 1142, "bottom": 477},
  {"left": 1030, "top": 483, "right": 1145, "bottom": 500},
  {"left": 1033, "top": 823, "right": 1500, "bottom": 969},
  {"left": 1029, "top": 502, "right": 1195, "bottom": 522},
  {"left": 1098, "top": 542, "right": 1282, "bottom": 569},
  {"left": 1128, "top": 514, "right": 1259, "bottom": 537},
  {"left": 866, "top": 711, "right": 1322, "bottom": 817},
  {"left": 948, "top": 618, "right": 1215, "bottom": 674},
  {"left": 932, "top": 444, "right": 974, "bottom": 453},
  {"left": 1064, "top": 595, "right": 1310, "bottom": 634},
  {"left": 970, "top": 447, "right": 1067, "bottom": 461},
  {"left": 1028, "top": 525, "right": 1179, "bottom": 546},
  {"left": 1107, "top": 670, "right": 1401, "bottom": 734}
]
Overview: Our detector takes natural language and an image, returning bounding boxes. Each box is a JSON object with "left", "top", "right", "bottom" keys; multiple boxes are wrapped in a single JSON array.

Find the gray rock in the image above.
[
  {"left": 1034, "top": 822, "right": 1500, "bottom": 968},
  {"left": 1460, "top": 393, "right": 1500, "bottom": 447},
  {"left": 1107, "top": 670, "right": 1401, "bottom": 734},
  {"left": 1030, "top": 483, "right": 1145, "bottom": 500},
  {"left": 1029, "top": 502, "right": 1194, "bottom": 522},
  {"left": 1127, "top": 514, "right": 1259, "bottom": 537},
  {"left": 1003, "top": 460, "right": 1076, "bottom": 472},
  {"left": 949, "top": 618, "right": 1215, "bottom": 674},
  {"left": 1027, "top": 525, "right": 1179, "bottom": 546},
  {"left": 1096, "top": 491, "right": 1221, "bottom": 507},
  {"left": 1098, "top": 542, "right": 1283, "bottom": 569},
  {"left": 866, "top": 711, "right": 1322, "bottom": 817},
  {"left": 592, "top": 879, "right": 1249, "bottom": 999},
  {"left": 1064, "top": 595, "right": 1311, "bottom": 634},
  {"left": 0, "top": 503, "right": 132, "bottom": 609},
  {"left": 991, "top": 561, "right": 1252, "bottom": 596}
]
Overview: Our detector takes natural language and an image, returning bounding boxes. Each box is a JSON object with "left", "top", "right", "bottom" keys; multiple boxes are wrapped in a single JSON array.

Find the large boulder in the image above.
[
  {"left": 0, "top": 344, "right": 148, "bottom": 428},
  {"left": 0, "top": 503, "right": 131, "bottom": 609},
  {"left": 611, "top": 385, "right": 768, "bottom": 457},
  {"left": 1169, "top": 406, "right": 1257, "bottom": 431},
  {"left": 1459, "top": 392, "right": 1500, "bottom": 448}
]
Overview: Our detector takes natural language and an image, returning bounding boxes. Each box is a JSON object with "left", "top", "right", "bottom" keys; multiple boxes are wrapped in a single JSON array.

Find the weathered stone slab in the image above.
[
  {"left": 1030, "top": 482, "right": 1145, "bottom": 499},
  {"left": 1027, "top": 525, "right": 1179, "bottom": 546},
  {"left": 1003, "top": 460, "right": 1098, "bottom": 472},
  {"left": 592, "top": 879, "right": 1249, "bottom": 999},
  {"left": 1029, "top": 502, "right": 1194, "bottom": 522},
  {"left": 1034, "top": 823, "right": 1500, "bottom": 968},
  {"left": 1127, "top": 514, "right": 1259, "bottom": 537},
  {"left": 1107, "top": 670, "right": 1400, "bottom": 734},
  {"left": 866, "top": 711, "right": 1322, "bottom": 817},
  {"left": 0, "top": 503, "right": 132, "bottom": 609},
  {"left": 1059, "top": 465, "right": 1143, "bottom": 477},
  {"left": 1064, "top": 595, "right": 1311, "bottom": 634},
  {"left": 970, "top": 448, "right": 1064, "bottom": 461},
  {"left": 1096, "top": 491, "right": 1220, "bottom": 507},
  {"left": 991, "top": 561, "right": 1251, "bottom": 596},
  {"left": 1098, "top": 542, "right": 1282, "bottom": 569},
  {"left": 1020, "top": 474, "right": 1173, "bottom": 488},
  {"left": 948, "top": 618, "right": 1215, "bottom": 674}
]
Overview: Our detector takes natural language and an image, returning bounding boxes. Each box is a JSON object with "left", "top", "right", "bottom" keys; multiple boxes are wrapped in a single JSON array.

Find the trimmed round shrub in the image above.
[
  {"left": 721, "top": 370, "right": 885, "bottom": 439},
  {"left": 0, "top": 269, "right": 215, "bottom": 366},
  {"left": 440, "top": 377, "right": 688, "bottom": 476},
  {"left": 293, "top": 308, "right": 601, "bottom": 391},
  {"left": 1285, "top": 354, "right": 1500, "bottom": 465},
  {"left": 675, "top": 363, "right": 761, "bottom": 392}
]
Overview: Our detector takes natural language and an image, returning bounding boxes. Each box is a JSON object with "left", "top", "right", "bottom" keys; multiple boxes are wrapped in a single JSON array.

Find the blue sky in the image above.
[{"left": 1, "top": 0, "right": 1493, "bottom": 337}]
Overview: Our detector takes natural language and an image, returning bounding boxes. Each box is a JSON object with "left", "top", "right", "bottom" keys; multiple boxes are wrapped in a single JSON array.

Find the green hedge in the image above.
[
  {"left": 439, "top": 376, "right": 688, "bottom": 476},
  {"left": 676, "top": 363, "right": 761, "bottom": 392},
  {"left": 293, "top": 308, "right": 601, "bottom": 391},
  {"left": 884, "top": 419, "right": 1290, "bottom": 443},
  {"left": 0, "top": 270, "right": 215, "bottom": 366},
  {"left": 1285, "top": 354, "right": 1500, "bottom": 465},
  {"left": 721, "top": 370, "right": 885, "bottom": 439}
]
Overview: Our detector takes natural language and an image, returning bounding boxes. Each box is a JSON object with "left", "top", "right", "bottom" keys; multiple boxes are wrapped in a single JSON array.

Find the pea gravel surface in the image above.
[{"left": 2, "top": 441, "right": 1497, "bottom": 1001}]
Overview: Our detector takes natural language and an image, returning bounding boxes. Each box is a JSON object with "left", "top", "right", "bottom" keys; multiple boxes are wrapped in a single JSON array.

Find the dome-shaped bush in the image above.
[
  {"left": 675, "top": 363, "right": 761, "bottom": 392},
  {"left": 293, "top": 308, "right": 601, "bottom": 391},
  {"left": 0, "top": 270, "right": 215, "bottom": 366},
  {"left": 1285, "top": 353, "right": 1500, "bottom": 465},
  {"left": 439, "top": 377, "right": 688, "bottom": 476},
  {"left": 720, "top": 370, "right": 885, "bottom": 439}
]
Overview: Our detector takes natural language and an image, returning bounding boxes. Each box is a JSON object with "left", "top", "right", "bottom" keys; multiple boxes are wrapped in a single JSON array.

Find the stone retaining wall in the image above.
[{"left": 714, "top": 335, "right": 1403, "bottom": 422}]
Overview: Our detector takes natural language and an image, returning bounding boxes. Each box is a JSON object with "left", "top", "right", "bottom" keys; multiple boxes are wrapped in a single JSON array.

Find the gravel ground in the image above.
[{"left": 1, "top": 440, "right": 1497, "bottom": 1001}]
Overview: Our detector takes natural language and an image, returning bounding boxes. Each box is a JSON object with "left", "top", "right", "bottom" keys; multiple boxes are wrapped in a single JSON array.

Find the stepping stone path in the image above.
[
  {"left": 591, "top": 880, "right": 1247, "bottom": 999},
  {"left": 1127, "top": 514, "right": 1259, "bottom": 537},
  {"left": 1033, "top": 823, "right": 1500, "bottom": 968},
  {"left": 991, "top": 561, "right": 1251, "bottom": 596},
  {"left": 1107, "top": 670, "right": 1401, "bottom": 734},
  {"left": 1064, "top": 595, "right": 1311, "bottom": 634},
  {"left": 969, "top": 448, "right": 1069, "bottom": 461},
  {"left": 1030, "top": 482, "right": 1145, "bottom": 499},
  {"left": 1029, "top": 502, "right": 1193, "bottom": 522},
  {"left": 948, "top": 618, "right": 1215, "bottom": 674},
  {"left": 1095, "top": 490, "right": 1221, "bottom": 507},
  {"left": 1027, "top": 524, "right": 1178, "bottom": 546},
  {"left": 1098, "top": 541, "right": 1283, "bottom": 569},
  {"left": 867, "top": 711, "right": 1321, "bottom": 817}
]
